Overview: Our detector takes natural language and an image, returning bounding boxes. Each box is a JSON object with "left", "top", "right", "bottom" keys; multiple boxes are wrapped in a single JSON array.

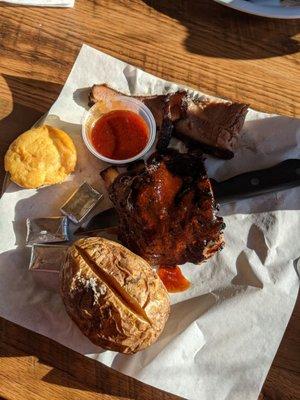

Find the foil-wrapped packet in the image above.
[
  {"left": 60, "top": 182, "right": 103, "bottom": 224},
  {"left": 26, "top": 216, "right": 69, "bottom": 245},
  {"left": 29, "top": 244, "right": 69, "bottom": 273}
]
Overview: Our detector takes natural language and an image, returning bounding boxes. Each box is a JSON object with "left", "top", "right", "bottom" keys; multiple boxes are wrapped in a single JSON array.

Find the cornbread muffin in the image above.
[{"left": 4, "top": 125, "right": 77, "bottom": 189}]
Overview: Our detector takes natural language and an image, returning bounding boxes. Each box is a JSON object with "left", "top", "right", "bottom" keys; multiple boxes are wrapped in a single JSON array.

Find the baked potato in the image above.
[{"left": 60, "top": 237, "right": 170, "bottom": 354}]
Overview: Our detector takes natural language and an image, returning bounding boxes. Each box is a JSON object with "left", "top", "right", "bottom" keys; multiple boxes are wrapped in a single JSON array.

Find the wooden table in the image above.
[{"left": 0, "top": 1, "right": 299, "bottom": 399}]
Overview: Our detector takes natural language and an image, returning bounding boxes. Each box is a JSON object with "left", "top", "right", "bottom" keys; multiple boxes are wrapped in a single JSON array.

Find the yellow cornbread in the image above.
[{"left": 4, "top": 125, "right": 77, "bottom": 189}]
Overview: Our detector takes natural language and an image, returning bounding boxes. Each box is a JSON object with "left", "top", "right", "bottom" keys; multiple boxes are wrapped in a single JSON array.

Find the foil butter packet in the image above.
[
  {"left": 29, "top": 244, "right": 69, "bottom": 273},
  {"left": 26, "top": 216, "right": 69, "bottom": 245},
  {"left": 61, "top": 182, "right": 103, "bottom": 224}
]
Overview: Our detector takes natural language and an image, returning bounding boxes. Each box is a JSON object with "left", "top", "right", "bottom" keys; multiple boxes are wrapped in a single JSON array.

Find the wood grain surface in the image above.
[{"left": 0, "top": 1, "right": 299, "bottom": 399}]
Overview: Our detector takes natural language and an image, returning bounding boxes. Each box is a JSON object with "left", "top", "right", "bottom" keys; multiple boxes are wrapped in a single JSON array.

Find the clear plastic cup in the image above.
[{"left": 82, "top": 96, "right": 156, "bottom": 165}]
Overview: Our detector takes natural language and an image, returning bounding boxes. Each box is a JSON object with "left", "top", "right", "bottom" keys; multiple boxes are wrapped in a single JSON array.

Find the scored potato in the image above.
[{"left": 60, "top": 237, "right": 170, "bottom": 354}]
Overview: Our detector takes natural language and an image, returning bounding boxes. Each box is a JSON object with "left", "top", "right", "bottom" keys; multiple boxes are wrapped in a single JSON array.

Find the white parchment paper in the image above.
[{"left": 0, "top": 44, "right": 299, "bottom": 400}]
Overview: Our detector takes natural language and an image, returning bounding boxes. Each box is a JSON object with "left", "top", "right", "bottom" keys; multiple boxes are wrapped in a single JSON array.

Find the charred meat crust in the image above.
[
  {"left": 156, "top": 117, "right": 174, "bottom": 153},
  {"left": 156, "top": 91, "right": 187, "bottom": 152},
  {"left": 173, "top": 131, "right": 234, "bottom": 159},
  {"left": 108, "top": 150, "right": 225, "bottom": 266}
]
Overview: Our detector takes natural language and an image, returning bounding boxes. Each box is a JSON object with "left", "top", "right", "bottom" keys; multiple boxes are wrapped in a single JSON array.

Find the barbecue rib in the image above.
[
  {"left": 102, "top": 150, "right": 225, "bottom": 266},
  {"left": 90, "top": 84, "right": 248, "bottom": 159}
]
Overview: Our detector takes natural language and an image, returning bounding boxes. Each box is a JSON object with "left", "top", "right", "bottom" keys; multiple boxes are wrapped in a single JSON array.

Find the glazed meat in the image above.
[
  {"left": 90, "top": 84, "right": 248, "bottom": 159},
  {"left": 103, "top": 150, "right": 225, "bottom": 266}
]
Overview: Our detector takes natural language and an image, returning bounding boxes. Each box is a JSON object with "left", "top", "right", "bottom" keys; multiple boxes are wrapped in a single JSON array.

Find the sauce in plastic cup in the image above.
[{"left": 82, "top": 96, "right": 156, "bottom": 165}]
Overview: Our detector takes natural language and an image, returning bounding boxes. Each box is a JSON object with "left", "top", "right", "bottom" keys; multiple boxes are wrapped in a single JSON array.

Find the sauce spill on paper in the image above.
[{"left": 158, "top": 265, "right": 190, "bottom": 293}]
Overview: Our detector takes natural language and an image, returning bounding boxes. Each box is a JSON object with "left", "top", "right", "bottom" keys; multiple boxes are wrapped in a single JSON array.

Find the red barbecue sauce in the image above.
[
  {"left": 91, "top": 110, "right": 149, "bottom": 160},
  {"left": 158, "top": 265, "right": 191, "bottom": 293}
]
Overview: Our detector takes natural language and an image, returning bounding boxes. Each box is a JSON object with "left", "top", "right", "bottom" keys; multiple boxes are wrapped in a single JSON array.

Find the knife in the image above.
[
  {"left": 211, "top": 159, "right": 300, "bottom": 204},
  {"left": 75, "top": 159, "right": 300, "bottom": 235}
]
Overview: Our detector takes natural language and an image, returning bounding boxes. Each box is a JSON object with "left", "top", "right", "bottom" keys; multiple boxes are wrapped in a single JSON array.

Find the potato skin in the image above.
[{"left": 60, "top": 237, "right": 170, "bottom": 354}]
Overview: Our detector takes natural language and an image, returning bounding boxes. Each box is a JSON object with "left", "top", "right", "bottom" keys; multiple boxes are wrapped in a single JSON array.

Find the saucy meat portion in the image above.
[
  {"left": 90, "top": 84, "right": 248, "bottom": 159},
  {"left": 104, "top": 150, "right": 225, "bottom": 266}
]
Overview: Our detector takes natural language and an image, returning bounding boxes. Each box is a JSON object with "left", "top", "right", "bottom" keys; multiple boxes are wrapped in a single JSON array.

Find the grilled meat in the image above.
[
  {"left": 103, "top": 150, "right": 225, "bottom": 266},
  {"left": 174, "top": 97, "right": 249, "bottom": 159},
  {"left": 90, "top": 84, "right": 248, "bottom": 159},
  {"left": 89, "top": 84, "right": 166, "bottom": 127}
]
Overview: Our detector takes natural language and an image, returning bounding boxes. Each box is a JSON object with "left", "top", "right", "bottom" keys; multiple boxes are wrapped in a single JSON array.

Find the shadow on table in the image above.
[
  {"left": 40, "top": 293, "right": 217, "bottom": 398},
  {"left": 42, "top": 361, "right": 182, "bottom": 400},
  {"left": 0, "top": 317, "right": 181, "bottom": 399},
  {"left": 142, "top": 0, "right": 300, "bottom": 59}
]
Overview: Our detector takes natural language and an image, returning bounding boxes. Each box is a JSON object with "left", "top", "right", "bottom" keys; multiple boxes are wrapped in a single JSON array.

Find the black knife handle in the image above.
[{"left": 212, "top": 159, "right": 300, "bottom": 204}]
